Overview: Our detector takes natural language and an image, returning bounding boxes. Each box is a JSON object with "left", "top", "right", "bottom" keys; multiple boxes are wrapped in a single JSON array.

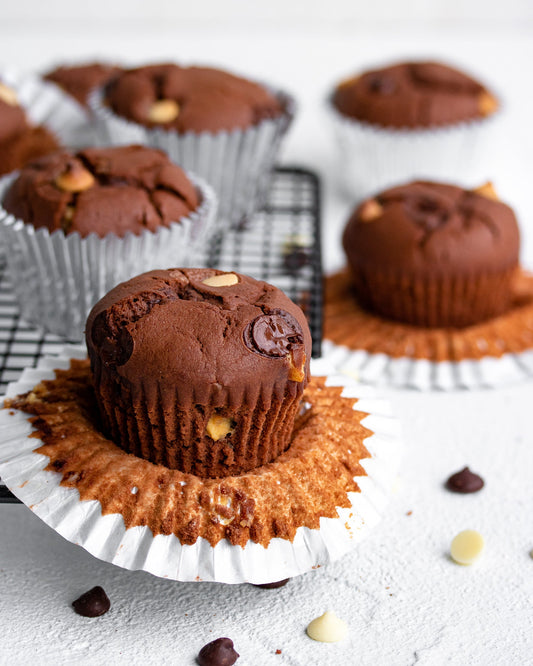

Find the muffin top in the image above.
[
  {"left": 2, "top": 145, "right": 199, "bottom": 238},
  {"left": 332, "top": 61, "right": 498, "bottom": 128},
  {"left": 86, "top": 268, "right": 311, "bottom": 407},
  {"left": 104, "top": 64, "right": 284, "bottom": 132},
  {"left": 0, "top": 83, "right": 30, "bottom": 143},
  {"left": 44, "top": 62, "right": 121, "bottom": 107},
  {"left": 343, "top": 181, "right": 519, "bottom": 277}
]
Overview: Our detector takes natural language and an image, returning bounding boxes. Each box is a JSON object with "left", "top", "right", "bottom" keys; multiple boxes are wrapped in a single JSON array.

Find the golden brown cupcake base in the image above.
[
  {"left": 5, "top": 360, "right": 372, "bottom": 549},
  {"left": 325, "top": 268, "right": 533, "bottom": 361}
]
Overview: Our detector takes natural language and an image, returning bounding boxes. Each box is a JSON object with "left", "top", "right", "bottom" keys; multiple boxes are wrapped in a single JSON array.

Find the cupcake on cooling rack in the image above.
[
  {"left": 0, "top": 80, "right": 59, "bottom": 176},
  {"left": 90, "top": 63, "right": 294, "bottom": 228},
  {"left": 0, "top": 145, "right": 216, "bottom": 340},
  {"left": 342, "top": 181, "right": 519, "bottom": 328},
  {"left": 328, "top": 60, "right": 499, "bottom": 199},
  {"left": 0, "top": 267, "right": 401, "bottom": 583}
]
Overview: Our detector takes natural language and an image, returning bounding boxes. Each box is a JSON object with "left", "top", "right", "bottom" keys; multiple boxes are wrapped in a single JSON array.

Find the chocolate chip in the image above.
[
  {"left": 72, "top": 586, "right": 111, "bottom": 617},
  {"left": 244, "top": 310, "right": 303, "bottom": 358},
  {"left": 282, "top": 246, "right": 310, "bottom": 274},
  {"left": 197, "top": 637, "right": 239, "bottom": 666},
  {"left": 253, "top": 578, "right": 289, "bottom": 589},
  {"left": 91, "top": 311, "right": 133, "bottom": 367},
  {"left": 445, "top": 467, "right": 484, "bottom": 494}
]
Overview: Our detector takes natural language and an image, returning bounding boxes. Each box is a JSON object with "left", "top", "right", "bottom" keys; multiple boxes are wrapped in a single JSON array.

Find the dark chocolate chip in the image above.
[
  {"left": 253, "top": 578, "right": 289, "bottom": 589},
  {"left": 445, "top": 467, "right": 484, "bottom": 494},
  {"left": 282, "top": 246, "right": 311, "bottom": 275},
  {"left": 244, "top": 310, "right": 303, "bottom": 358},
  {"left": 72, "top": 586, "right": 111, "bottom": 617},
  {"left": 197, "top": 637, "right": 239, "bottom": 666},
  {"left": 91, "top": 311, "right": 133, "bottom": 367}
]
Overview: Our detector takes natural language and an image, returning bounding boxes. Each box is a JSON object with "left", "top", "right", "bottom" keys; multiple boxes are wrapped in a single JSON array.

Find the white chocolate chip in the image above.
[
  {"left": 55, "top": 166, "right": 95, "bottom": 193},
  {"left": 450, "top": 529, "right": 485, "bottom": 565},
  {"left": 206, "top": 414, "right": 234, "bottom": 441},
  {"left": 202, "top": 273, "right": 239, "bottom": 287},
  {"left": 147, "top": 99, "right": 180, "bottom": 124},
  {"left": 0, "top": 83, "right": 19, "bottom": 106},
  {"left": 359, "top": 198, "right": 383, "bottom": 222},
  {"left": 479, "top": 91, "right": 498, "bottom": 117},
  {"left": 306, "top": 611, "right": 348, "bottom": 643},
  {"left": 473, "top": 182, "right": 499, "bottom": 201}
]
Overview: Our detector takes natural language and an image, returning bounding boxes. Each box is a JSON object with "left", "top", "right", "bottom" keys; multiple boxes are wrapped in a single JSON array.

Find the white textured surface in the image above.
[{"left": 1, "top": 8, "right": 533, "bottom": 666}]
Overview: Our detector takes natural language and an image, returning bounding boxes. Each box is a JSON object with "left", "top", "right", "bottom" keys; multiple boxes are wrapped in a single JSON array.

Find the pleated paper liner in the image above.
[
  {"left": 89, "top": 86, "right": 295, "bottom": 229},
  {"left": 0, "top": 172, "right": 217, "bottom": 341},
  {"left": 326, "top": 96, "right": 499, "bottom": 202},
  {"left": 0, "top": 347, "right": 401, "bottom": 584},
  {"left": 324, "top": 269, "right": 533, "bottom": 390}
]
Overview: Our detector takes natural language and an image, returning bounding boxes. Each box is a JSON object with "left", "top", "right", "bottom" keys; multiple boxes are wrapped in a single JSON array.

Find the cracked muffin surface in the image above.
[
  {"left": 2, "top": 145, "right": 199, "bottom": 237},
  {"left": 86, "top": 268, "right": 312, "bottom": 478}
]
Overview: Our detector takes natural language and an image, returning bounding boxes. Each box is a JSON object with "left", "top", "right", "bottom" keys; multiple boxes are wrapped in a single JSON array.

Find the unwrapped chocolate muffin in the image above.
[
  {"left": 0, "top": 81, "right": 59, "bottom": 176},
  {"left": 342, "top": 181, "right": 519, "bottom": 328},
  {"left": 86, "top": 268, "right": 312, "bottom": 478}
]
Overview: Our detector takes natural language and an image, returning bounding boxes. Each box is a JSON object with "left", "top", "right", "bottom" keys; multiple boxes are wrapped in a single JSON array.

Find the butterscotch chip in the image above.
[
  {"left": 306, "top": 611, "right": 348, "bottom": 643},
  {"left": 202, "top": 273, "right": 239, "bottom": 287},
  {"left": 55, "top": 163, "right": 95, "bottom": 193},
  {"left": 479, "top": 91, "right": 498, "bottom": 117},
  {"left": 359, "top": 199, "right": 383, "bottom": 222},
  {"left": 206, "top": 414, "right": 234, "bottom": 441},
  {"left": 147, "top": 99, "right": 180, "bottom": 124},
  {"left": 0, "top": 83, "right": 18, "bottom": 106},
  {"left": 450, "top": 529, "right": 485, "bottom": 565},
  {"left": 473, "top": 181, "right": 499, "bottom": 201}
]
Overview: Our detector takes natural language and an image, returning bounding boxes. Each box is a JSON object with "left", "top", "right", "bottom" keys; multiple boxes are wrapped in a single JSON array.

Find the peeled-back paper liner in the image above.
[
  {"left": 323, "top": 269, "right": 533, "bottom": 391},
  {"left": 326, "top": 97, "right": 499, "bottom": 202},
  {"left": 0, "top": 347, "right": 401, "bottom": 584},
  {"left": 0, "top": 66, "right": 98, "bottom": 148},
  {"left": 89, "top": 87, "right": 295, "bottom": 228},
  {"left": 0, "top": 173, "right": 217, "bottom": 341}
]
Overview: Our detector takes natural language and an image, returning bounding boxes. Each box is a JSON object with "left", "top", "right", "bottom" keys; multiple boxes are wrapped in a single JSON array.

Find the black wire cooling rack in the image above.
[{"left": 0, "top": 166, "right": 322, "bottom": 503}]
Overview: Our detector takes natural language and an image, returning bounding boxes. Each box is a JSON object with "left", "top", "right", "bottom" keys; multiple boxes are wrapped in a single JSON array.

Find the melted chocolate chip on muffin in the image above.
[
  {"left": 343, "top": 181, "right": 519, "bottom": 328},
  {"left": 104, "top": 64, "right": 284, "bottom": 133},
  {"left": 2, "top": 145, "right": 199, "bottom": 237},
  {"left": 86, "top": 268, "right": 312, "bottom": 477},
  {"left": 333, "top": 61, "right": 498, "bottom": 128}
]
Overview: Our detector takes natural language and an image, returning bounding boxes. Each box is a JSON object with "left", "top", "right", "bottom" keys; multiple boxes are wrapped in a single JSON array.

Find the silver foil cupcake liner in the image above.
[
  {"left": 327, "top": 97, "right": 500, "bottom": 201},
  {"left": 89, "top": 85, "right": 295, "bottom": 228},
  {"left": 0, "top": 350, "right": 402, "bottom": 584},
  {"left": 0, "top": 173, "right": 217, "bottom": 341},
  {"left": 322, "top": 339, "right": 533, "bottom": 391}
]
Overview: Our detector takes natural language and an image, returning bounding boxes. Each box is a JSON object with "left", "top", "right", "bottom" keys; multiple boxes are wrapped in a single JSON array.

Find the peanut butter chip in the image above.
[
  {"left": 147, "top": 99, "right": 180, "bottom": 124},
  {"left": 479, "top": 91, "right": 498, "bottom": 117},
  {"left": 206, "top": 414, "right": 234, "bottom": 441},
  {"left": 202, "top": 273, "right": 239, "bottom": 287},
  {"left": 0, "top": 83, "right": 19, "bottom": 106},
  {"left": 306, "top": 611, "right": 348, "bottom": 643},
  {"left": 359, "top": 199, "right": 383, "bottom": 222},
  {"left": 55, "top": 165, "right": 95, "bottom": 193},
  {"left": 450, "top": 529, "right": 485, "bottom": 565},
  {"left": 473, "top": 182, "right": 499, "bottom": 201}
]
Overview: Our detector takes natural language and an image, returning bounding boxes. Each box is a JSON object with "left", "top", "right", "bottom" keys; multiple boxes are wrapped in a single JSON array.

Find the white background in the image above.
[{"left": 1, "top": 3, "right": 533, "bottom": 665}]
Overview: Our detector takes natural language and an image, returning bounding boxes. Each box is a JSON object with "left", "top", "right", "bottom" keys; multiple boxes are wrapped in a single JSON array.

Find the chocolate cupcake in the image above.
[
  {"left": 342, "top": 181, "right": 520, "bottom": 328},
  {"left": 44, "top": 62, "right": 121, "bottom": 108},
  {"left": 90, "top": 63, "right": 294, "bottom": 227},
  {"left": 0, "top": 146, "right": 216, "bottom": 340},
  {"left": 86, "top": 268, "right": 311, "bottom": 478},
  {"left": 0, "top": 81, "right": 59, "bottom": 176},
  {"left": 328, "top": 60, "right": 499, "bottom": 199}
]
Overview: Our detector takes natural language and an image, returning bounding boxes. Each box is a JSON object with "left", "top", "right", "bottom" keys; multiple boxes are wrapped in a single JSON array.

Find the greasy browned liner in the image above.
[
  {"left": 324, "top": 268, "right": 533, "bottom": 362},
  {"left": 6, "top": 360, "right": 371, "bottom": 548}
]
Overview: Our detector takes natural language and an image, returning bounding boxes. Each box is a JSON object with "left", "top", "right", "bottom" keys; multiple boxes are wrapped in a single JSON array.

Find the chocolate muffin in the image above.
[
  {"left": 342, "top": 181, "right": 520, "bottom": 328},
  {"left": 44, "top": 62, "right": 121, "bottom": 107},
  {"left": 3, "top": 145, "right": 199, "bottom": 238},
  {"left": 86, "top": 268, "right": 312, "bottom": 478},
  {"left": 103, "top": 63, "right": 284, "bottom": 132},
  {"left": 333, "top": 61, "right": 498, "bottom": 128},
  {"left": 0, "top": 81, "right": 59, "bottom": 176}
]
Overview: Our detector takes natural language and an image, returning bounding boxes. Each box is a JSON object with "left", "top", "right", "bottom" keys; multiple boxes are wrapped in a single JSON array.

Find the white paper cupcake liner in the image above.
[
  {"left": 0, "top": 66, "right": 98, "bottom": 148},
  {"left": 0, "top": 347, "right": 401, "bottom": 584},
  {"left": 0, "top": 173, "right": 218, "bottom": 341},
  {"left": 89, "top": 86, "right": 295, "bottom": 228},
  {"left": 322, "top": 339, "right": 533, "bottom": 391},
  {"left": 327, "top": 97, "right": 499, "bottom": 201}
]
